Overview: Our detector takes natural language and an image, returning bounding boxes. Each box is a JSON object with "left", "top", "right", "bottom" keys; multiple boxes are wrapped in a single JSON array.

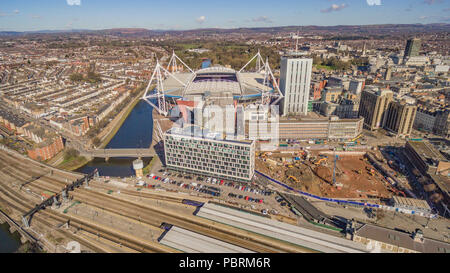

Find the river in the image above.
[
  {"left": 1, "top": 98, "right": 155, "bottom": 253},
  {"left": 0, "top": 223, "right": 22, "bottom": 253},
  {"left": 76, "top": 99, "right": 154, "bottom": 177}
]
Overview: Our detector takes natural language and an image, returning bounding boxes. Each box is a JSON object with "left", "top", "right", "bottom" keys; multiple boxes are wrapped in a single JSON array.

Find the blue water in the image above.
[
  {"left": 0, "top": 223, "right": 21, "bottom": 253},
  {"left": 76, "top": 100, "right": 154, "bottom": 177},
  {"left": 105, "top": 100, "right": 153, "bottom": 149}
]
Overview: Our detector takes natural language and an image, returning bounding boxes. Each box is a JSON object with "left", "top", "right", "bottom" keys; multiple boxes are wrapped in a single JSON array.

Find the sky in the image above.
[{"left": 0, "top": 0, "right": 449, "bottom": 31}]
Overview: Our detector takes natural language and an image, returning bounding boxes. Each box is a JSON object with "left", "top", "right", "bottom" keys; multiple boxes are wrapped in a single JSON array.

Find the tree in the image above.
[
  {"left": 70, "top": 73, "right": 84, "bottom": 82},
  {"left": 86, "top": 71, "right": 102, "bottom": 83},
  {"left": 64, "top": 148, "right": 80, "bottom": 161},
  {"left": 93, "top": 137, "right": 101, "bottom": 148}
]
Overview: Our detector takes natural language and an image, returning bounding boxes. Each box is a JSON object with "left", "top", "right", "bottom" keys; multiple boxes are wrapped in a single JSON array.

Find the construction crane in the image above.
[{"left": 332, "top": 153, "right": 339, "bottom": 186}]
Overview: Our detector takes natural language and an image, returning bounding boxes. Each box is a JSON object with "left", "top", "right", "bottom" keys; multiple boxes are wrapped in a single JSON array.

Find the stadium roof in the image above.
[{"left": 161, "top": 66, "right": 269, "bottom": 100}]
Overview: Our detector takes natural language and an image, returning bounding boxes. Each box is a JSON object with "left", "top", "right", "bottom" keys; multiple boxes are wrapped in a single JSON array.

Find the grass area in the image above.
[
  {"left": 177, "top": 43, "right": 201, "bottom": 50},
  {"left": 98, "top": 89, "right": 147, "bottom": 149},
  {"left": 58, "top": 155, "right": 89, "bottom": 171},
  {"left": 308, "top": 221, "right": 343, "bottom": 232},
  {"left": 314, "top": 64, "right": 337, "bottom": 71},
  {"left": 142, "top": 156, "right": 158, "bottom": 175}
]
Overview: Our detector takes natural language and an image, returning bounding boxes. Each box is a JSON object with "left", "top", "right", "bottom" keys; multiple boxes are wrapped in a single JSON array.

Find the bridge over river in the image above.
[{"left": 81, "top": 148, "right": 155, "bottom": 160}]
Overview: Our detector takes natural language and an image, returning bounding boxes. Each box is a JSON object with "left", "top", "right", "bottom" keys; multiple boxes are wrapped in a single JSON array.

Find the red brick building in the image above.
[{"left": 27, "top": 136, "right": 64, "bottom": 161}]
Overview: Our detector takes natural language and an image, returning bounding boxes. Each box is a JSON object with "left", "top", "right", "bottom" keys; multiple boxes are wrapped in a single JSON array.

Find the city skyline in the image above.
[{"left": 0, "top": 0, "right": 449, "bottom": 31}]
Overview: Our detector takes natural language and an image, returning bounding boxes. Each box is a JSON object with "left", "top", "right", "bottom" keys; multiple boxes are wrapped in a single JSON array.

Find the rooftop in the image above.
[
  {"left": 166, "top": 125, "right": 253, "bottom": 145},
  {"left": 392, "top": 196, "right": 431, "bottom": 211},
  {"left": 408, "top": 140, "right": 447, "bottom": 163},
  {"left": 161, "top": 66, "right": 269, "bottom": 100},
  {"left": 355, "top": 224, "right": 450, "bottom": 253}
]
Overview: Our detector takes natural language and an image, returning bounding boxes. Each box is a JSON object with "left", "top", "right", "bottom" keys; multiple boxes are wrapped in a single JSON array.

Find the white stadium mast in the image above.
[
  {"left": 142, "top": 51, "right": 195, "bottom": 117},
  {"left": 166, "top": 50, "right": 196, "bottom": 75},
  {"left": 239, "top": 50, "right": 283, "bottom": 105}
]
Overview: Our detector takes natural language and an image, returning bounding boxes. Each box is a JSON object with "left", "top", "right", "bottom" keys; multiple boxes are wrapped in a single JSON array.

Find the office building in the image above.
[
  {"left": 279, "top": 57, "right": 313, "bottom": 116},
  {"left": 404, "top": 38, "right": 421, "bottom": 59},
  {"left": 385, "top": 67, "right": 392, "bottom": 81},
  {"left": 358, "top": 89, "right": 394, "bottom": 131},
  {"left": 434, "top": 110, "right": 450, "bottom": 138},
  {"left": 321, "top": 87, "right": 343, "bottom": 102},
  {"left": 247, "top": 116, "right": 363, "bottom": 141},
  {"left": 164, "top": 126, "right": 255, "bottom": 182},
  {"left": 349, "top": 79, "right": 364, "bottom": 95},
  {"left": 384, "top": 100, "right": 417, "bottom": 137}
]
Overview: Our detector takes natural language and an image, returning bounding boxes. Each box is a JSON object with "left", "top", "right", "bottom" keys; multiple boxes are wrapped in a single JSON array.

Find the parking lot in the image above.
[{"left": 139, "top": 168, "right": 298, "bottom": 217}]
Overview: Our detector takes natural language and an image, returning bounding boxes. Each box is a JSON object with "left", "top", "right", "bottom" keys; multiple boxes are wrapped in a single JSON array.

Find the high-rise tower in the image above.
[
  {"left": 279, "top": 57, "right": 313, "bottom": 116},
  {"left": 404, "top": 38, "right": 421, "bottom": 59}
]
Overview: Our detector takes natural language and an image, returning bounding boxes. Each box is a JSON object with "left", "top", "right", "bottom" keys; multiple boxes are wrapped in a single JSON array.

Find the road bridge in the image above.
[{"left": 81, "top": 148, "right": 155, "bottom": 160}]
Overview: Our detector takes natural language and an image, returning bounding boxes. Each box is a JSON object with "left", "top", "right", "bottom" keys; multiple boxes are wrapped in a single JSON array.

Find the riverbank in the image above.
[
  {"left": 0, "top": 222, "right": 21, "bottom": 253},
  {"left": 57, "top": 87, "right": 147, "bottom": 172},
  {"left": 75, "top": 98, "right": 155, "bottom": 177},
  {"left": 98, "top": 87, "right": 147, "bottom": 149},
  {"left": 58, "top": 155, "right": 90, "bottom": 171}
]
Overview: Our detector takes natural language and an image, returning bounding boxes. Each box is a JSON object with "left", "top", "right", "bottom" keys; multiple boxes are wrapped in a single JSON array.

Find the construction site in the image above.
[{"left": 256, "top": 149, "right": 396, "bottom": 201}]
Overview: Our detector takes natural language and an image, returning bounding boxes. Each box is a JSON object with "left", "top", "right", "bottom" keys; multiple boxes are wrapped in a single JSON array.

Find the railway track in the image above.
[
  {"left": 0, "top": 182, "right": 175, "bottom": 253},
  {"left": 0, "top": 158, "right": 176, "bottom": 253},
  {"left": 0, "top": 150, "right": 312, "bottom": 253},
  {"left": 0, "top": 184, "right": 109, "bottom": 253},
  {"left": 35, "top": 176, "right": 312, "bottom": 252}
]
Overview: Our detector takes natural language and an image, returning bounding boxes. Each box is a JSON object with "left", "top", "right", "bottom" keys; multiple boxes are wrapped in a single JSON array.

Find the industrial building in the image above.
[{"left": 164, "top": 126, "right": 255, "bottom": 182}]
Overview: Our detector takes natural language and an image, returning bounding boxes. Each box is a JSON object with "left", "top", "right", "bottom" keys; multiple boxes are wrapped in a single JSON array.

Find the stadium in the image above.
[{"left": 142, "top": 51, "right": 283, "bottom": 117}]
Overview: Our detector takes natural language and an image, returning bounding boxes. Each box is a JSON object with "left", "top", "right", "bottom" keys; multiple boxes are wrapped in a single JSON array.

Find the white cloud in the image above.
[
  {"left": 321, "top": 4, "right": 349, "bottom": 13},
  {"left": 252, "top": 16, "right": 273, "bottom": 23},
  {"left": 366, "top": 0, "right": 381, "bottom": 6},
  {"left": 14, "top": 9, "right": 20, "bottom": 14},
  {"left": 196, "top": 16, "right": 206, "bottom": 24},
  {"left": 67, "top": 0, "right": 81, "bottom": 6}
]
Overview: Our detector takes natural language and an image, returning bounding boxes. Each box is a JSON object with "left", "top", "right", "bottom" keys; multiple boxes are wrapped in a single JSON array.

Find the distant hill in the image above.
[{"left": 0, "top": 24, "right": 448, "bottom": 37}]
